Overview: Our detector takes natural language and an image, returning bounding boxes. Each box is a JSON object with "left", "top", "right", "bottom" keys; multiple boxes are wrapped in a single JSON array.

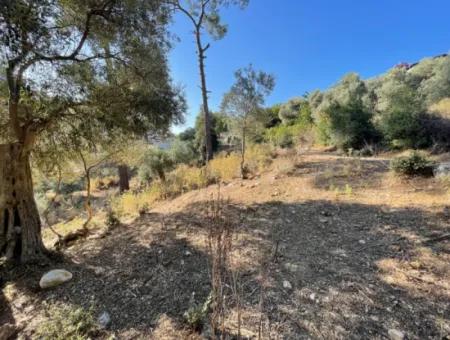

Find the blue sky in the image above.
[{"left": 169, "top": 0, "right": 450, "bottom": 132}]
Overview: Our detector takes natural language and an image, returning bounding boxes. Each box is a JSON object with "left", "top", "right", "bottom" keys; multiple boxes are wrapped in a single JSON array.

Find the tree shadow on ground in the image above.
[
  {"left": 0, "top": 281, "right": 16, "bottom": 337},
  {"left": 162, "top": 199, "right": 449, "bottom": 338},
  {"left": 1, "top": 198, "right": 449, "bottom": 339}
]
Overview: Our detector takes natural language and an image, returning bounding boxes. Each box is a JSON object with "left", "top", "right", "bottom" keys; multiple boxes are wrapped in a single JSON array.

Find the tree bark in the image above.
[
  {"left": 195, "top": 28, "right": 213, "bottom": 162},
  {"left": 240, "top": 127, "right": 246, "bottom": 179},
  {"left": 118, "top": 165, "right": 130, "bottom": 193},
  {"left": 0, "top": 143, "right": 46, "bottom": 262}
]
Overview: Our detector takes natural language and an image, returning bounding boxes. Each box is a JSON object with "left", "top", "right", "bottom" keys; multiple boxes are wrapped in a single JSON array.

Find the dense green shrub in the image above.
[
  {"left": 265, "top": 124, "right": 307, "bottom": 148},
  {"left": 139, "top": 148, "right": 173, "bottom": 183},
  {"left": 169, "top": 139, "right": 197, "bottom": 165},
  {"left": 35, "top": 304, "right": 97, "bottom": 340},
  {"left": 324, "top": 101, "right": 377, "bottom": 149},
  {"left": 377, "top": 110, "right": 427, "bottom": 149},
  {"left": 278, "top": 98, "right": 309, "bottom": 125},
  {"left": 105, "top": 210, "right": 121, "bottom": 227},
  {"left": 259, "top": 104, "right": 282, "bottom": 128},
  {"left": 390, "top": 151, "right": 435, "bottom": 176}
]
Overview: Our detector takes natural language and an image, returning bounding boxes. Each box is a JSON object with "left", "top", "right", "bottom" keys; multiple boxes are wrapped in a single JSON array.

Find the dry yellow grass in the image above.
[
  {"left": 209, "top": 153, "right": 242, "bottom": 181},
  {"left": 42, "top": 216, "right": 104, "bottom": 246},
  {"left": 113, "top": 145, "right": 274, "bottom": 217},
  {"left": 430, "top": 97, "right": 450, "bottom": 118}
]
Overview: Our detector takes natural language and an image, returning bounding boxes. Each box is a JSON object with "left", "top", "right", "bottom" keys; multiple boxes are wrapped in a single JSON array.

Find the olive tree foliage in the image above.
[
  {"left": 0, "top": 0, "right": 185, "bottom": 262},
  {"left": 419, "top": 55, "right": 450, "bottom": 106},
  {"left": 373, "top": 67, "right": 426, "bottom": 148},
  {"left": 139, "top": 148, "right": 173, "bottom": 183},
  {"left": 313, "top": 73, "right": 377, "bottom": 149},
  {"left": 194, "top": 110, "right": 228, "bottom": 160},
  {"left": 221, "top": 65, "right": 275, "bottom": 178},
  {"left": 165, "top": 0, "right": 249, "bottom": 161},
  {"left": 278, "top": 97, "right": 307, "bottom": 125}
]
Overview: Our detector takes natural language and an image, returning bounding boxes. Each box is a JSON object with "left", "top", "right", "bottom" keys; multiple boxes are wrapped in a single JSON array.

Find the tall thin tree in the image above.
[
  {"left": 167, "top": 0, "right": 249, "bottom": 161},
  {"left": 221, "top": 65, "right": 275, "bottom": 178}
]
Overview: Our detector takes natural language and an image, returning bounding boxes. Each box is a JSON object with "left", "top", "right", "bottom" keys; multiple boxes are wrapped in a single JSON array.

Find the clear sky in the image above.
[{"left": 169, "top": 0, "right": 450, "bottom": 132}]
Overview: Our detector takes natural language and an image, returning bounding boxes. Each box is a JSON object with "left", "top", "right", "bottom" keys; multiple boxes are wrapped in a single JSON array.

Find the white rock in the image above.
[
  {"left": 39, "top": 269, "right": 73, "bottom": 289},
  {"left": 358, "top": 239, "right": 366, "bottom": 245},
  {"left": 434, "top": 162, "right": 450, "bottom": 177},
  {"left": 388, "top": 329, "right": 405, "bottom": 340},
  {"left": 93, "top": 267, "right": 106, "bottom": 275},
  {"left": 309, "top": 293, "right": 316, "bottom": 301},
  {"left": 98, "top": 311, "right": 111, "bottom": 329},
  {"left": 282, "top": 280, "right": 293, "bottom": 289}
]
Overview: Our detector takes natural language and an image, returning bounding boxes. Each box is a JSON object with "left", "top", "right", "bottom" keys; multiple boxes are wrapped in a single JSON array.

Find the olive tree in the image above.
[
  {"left": 0, "top": 0, "right": 184, "bottom": 263},
  {"left": 221, "top": 65, "right": 275, "bottom": 178}
]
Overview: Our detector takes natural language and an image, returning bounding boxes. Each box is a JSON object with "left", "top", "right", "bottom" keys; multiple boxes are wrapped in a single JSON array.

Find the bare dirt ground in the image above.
[{"left": 1, "top": 152, "right": 449, "bottom": 339}]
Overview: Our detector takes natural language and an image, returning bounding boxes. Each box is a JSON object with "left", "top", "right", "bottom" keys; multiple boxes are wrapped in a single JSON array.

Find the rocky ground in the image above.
[{"left": 1, "top": 152, "right": 449, "bottom": 339}]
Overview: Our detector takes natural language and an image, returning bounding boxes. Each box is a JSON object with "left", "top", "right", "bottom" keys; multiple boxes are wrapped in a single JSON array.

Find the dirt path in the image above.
[{"left": 1, "top": 153, "right": 449, "bottom": 339}]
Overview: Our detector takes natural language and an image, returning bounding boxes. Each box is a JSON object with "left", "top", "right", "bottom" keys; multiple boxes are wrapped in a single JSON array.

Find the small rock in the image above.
[
  {"left": 282, "top": 263, "right": 294, "bottom": 273},
  {"left": 185, "top": 250, "right": 192, "bottom": 256},
  {"left": 98, "top": 311, "right": 111, "bottom": 329},
  {"left": 309, "top": 293, "right": 316, "bottom": 301},
  {"left": 434, "top": 162, "right": 450, "bottom": 177},
  {"left": 283, "top": 280, "right": 293, "bottom": 290},
  {"left": 319, "top": 217, "right": 328, "bottom": 224},
  {"left": 358, "top": 239, "right": 366, "bottom": 245},
  {"left": 39, "top": 269, "right": 73, "bottom": 289},
  {"left": 94, "top": 267, "right": 106, "bottom": 275},
  {"left": 0, "top": 324, "right": 16, "bottom": 340},
  {"left": 388, "top": 329, "right": 405, "bottom": 340}
]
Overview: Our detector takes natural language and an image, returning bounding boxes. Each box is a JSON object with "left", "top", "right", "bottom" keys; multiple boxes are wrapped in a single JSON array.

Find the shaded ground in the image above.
[{"left": 1, "top": 152, "right": 449, "bottom": 339}]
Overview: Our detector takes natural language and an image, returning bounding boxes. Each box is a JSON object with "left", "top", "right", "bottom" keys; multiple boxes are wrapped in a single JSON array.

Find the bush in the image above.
[
  {"left": 279, "top": 97, "right": 308, "bottom": 125},
  {"left": 209, "top": 145, "right": 273, "bottom": 180},
  {"left": 105, "top": 210, "right": 120, "bottom": 227},
  {"left": 35, "top": 304, "right": 97, "bottom": 340},
  {"left": 92, "top": 176, "right": 119, "bottom": 190},
  {"left": 169, "top": 139, "right": 197, "bottom": 165},
  {"left": 245, "top": 143, "right": 274, "bottom": 172},
  {"left": 390, "top": 151, "right": 435, "bottom": 177},
  {"left": 183, "top": 294, "right": 212, "bottom": 331},
  {"left": 139, "top": 148, "right": 173, "bottom": 183},
  {"left": 209, "top": 153, "right": 242, "bottom": 180},
  {"left": 265, "top": 124, "right": 307, "bottom": 148},
  {"left": 169, "top": 164, "right": 211, "bottom": 191},
  {"left": 378, "top": 110, "right": 427, "bottom": 149},
  {"left": 319, "top": 100, "right": 377, "bottom": 150}
]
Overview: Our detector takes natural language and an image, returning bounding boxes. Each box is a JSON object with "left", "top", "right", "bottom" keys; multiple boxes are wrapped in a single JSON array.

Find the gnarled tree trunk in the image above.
[{"left": 0, "top": 143, "right": 45, "bottom": 262}]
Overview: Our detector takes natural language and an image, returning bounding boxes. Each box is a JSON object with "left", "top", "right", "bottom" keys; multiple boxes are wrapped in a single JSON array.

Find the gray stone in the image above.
[
  {"left": 283, "top": 280, "right": 293, "bottom": 289},
  {"left": 39, "top": 269, "right": 73, "bottom": 289},
  {"left": 388, "top": 329, "right": 405, "bottom": 340},
  {"left": 434, "top": 162, "right": 450, "bottom": 177},
  {"left": 98, "top": 311, "right": 111, "bottom": 329}
]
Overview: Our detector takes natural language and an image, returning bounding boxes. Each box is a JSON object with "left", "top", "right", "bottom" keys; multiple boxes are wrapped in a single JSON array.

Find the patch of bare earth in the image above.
[{"left": 1, "top": 152, "right": 449, "bottom": 339}]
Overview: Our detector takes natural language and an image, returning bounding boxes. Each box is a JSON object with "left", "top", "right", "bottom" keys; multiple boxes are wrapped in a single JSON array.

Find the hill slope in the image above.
[{"left": 1, "top": 152, "right": 449, "bottom": 339}]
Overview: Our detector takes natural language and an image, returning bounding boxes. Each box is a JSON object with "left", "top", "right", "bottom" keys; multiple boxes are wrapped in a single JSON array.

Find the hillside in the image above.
[{"left": 1, "top": 151, "right": 449, "bottom": 339}]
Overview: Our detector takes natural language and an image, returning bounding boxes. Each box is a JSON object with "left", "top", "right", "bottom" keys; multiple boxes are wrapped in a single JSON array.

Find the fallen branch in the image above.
[{"left": 421, "top": 233, "right": 450, "bottom": 245}]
